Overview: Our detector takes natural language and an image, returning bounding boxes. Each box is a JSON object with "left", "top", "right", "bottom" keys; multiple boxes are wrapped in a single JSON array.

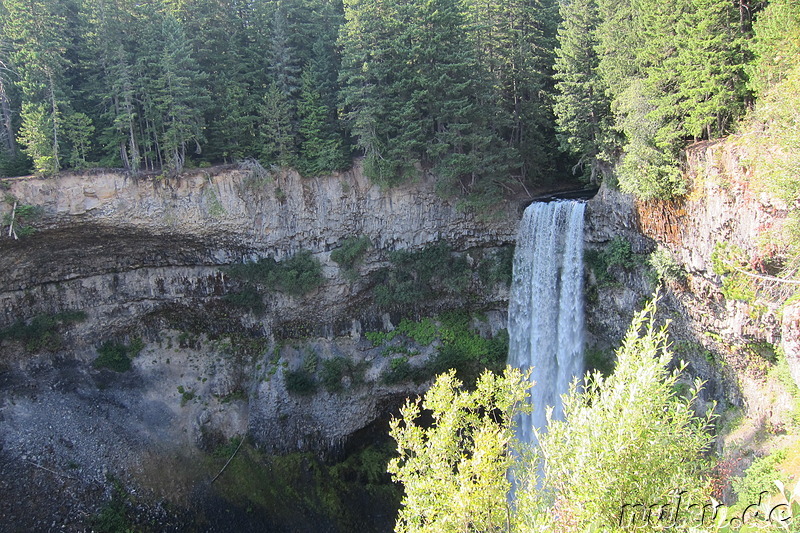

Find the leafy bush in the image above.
[
  {"left": 227, "top": 250, "right": 324, "bottom": 296},
  {"left": 0, "top": 311, "right": 86, "bottom": 352},
  {"left": 285, "top": 350, "right": 320, "bottom": 395},
  {"left": 373, "top": 314, "right": 509, "bottom": 386},
  {"left": 604, "top": 236, "right": 637, "bottom": 269},
  {"left": 516, "top": 298, "right": 715, "bottom": 531},
  {"left": 2, "top": 194, "right": 43, "bottom": 237},
  {"left": 91, "top": 479, "right": 133, "bottom": 533},
  {"left": 320, "top": 356, "right": 366, "bottom": 393},
  {"left": 284, "top": 369, "right": 317, "bottom": 395},
  {"left": 321, "top": 357, "right": 349, "bottom": 393},
  {"left": 388, "top": 367, "right": 531, "bottom": 532},
  {"left": 212, "top": 436, "right": 244, "bottom": 459},
  {"left": 477, "top": 246, "right": 515, "bottom": 287},
  {"left": 586, "top": 237, "right": 639, "bottom": 285},
  {"left": 731, "top": 450, "right": 788, "bottom": 511},
  {"left": 223, "top": 286, "right": 264, "bottom": 314},
  {"left": 330, "top": 236, "right": 371, "bottom": 272},
  {"left": 381, "top": 356, "right": 414, "bottom": 385},
  {"left": 711, "top": 242, "right": 756, "bottom": 302},
  {"left": 648, "top": 247, "right": 686, "bottom": 284}
]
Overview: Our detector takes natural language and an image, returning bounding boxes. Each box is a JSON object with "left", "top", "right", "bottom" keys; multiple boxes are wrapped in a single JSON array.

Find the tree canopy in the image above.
[{"left": 0, "top": 0, "right": 792, "bottom": 202}]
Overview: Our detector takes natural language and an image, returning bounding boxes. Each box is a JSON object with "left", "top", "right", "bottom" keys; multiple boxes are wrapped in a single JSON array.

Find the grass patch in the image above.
[{"left": 90, "top": 478, "right": 134, "bottom": 533}]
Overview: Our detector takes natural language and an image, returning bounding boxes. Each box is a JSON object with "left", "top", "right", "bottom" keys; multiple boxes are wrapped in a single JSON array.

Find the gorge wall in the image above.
[
  {"left": 0, "top": 162, "right": 519, "bottom": 530},
  {"left": 1, "top": 144, "right": 797, "bottom": 530}
]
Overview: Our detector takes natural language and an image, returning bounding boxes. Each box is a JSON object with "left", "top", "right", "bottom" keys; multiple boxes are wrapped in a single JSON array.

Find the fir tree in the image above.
[
  {"left": 259, "top": 82, "right": 296, "bottom": 167},
  {"left": 297, "top": 67, "right": 347, "bottom": 176},
  {"left": 3, "top": 0, "right": 73, "bottom": 174},
  {"left": 157, "top": 13, "right": 208, "bottom": 173},
  {"left": 553, "top": 0, "right": 615, "bottom": 183}
]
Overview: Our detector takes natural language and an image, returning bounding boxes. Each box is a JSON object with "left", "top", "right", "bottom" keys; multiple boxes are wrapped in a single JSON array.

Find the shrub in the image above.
[
  {"left": 284, "top": 369, "right": 317, "bottom": 395},
  {"left": 382, "top": 356, "right": 414, "bottom": 385},
  {"left": 388, "top": 367, "right": 531, "bottom": 532},
  {"left": 93, "top": 340, "right": 134, "bottom": 372},
  {"left": 711, "top": 242, "right": 757, "bottom": 302},
  {"left": 731, "top": 450, "right": 788, "bottom": 511},
  {"left": 330, "top": 236, "right": 371, "bottom": 272},
  {"left": 648, "top": 247, "right": 686, "bottom": 284},
  {"left": 321, "top": 357, "right": 347, "bottom": 392},
  {"left": 477, "top": 246, "right": 515, "bottom": 287},
  {"left": 285, "top": 350, "right": 320, "bottom": 395},
  {"left": 223, "top": 286, "right": 264, "bottom": 314},
  {"left": 227, "top": 250, "right": 323, "bottom": 296},
  {"left": 374, "top": 314, "right": 509, "bottom": 386},
  {"left": 604, "top": 236, "right": 636, "bottom": 270},
  {"left": 372, "top": 243, "right": 470, "bottom": 310},
  {"left": 2, "top": 194, "right": 43, "bottom": 237},
  {"left": 585, "top": 237, "right": 639, "bottom": 285},
  {"left": 0, "top": 311, "right": 86, "bottom": 352},
  {"left": 91, "top": 479, "right": 133, "bottom": 533}
]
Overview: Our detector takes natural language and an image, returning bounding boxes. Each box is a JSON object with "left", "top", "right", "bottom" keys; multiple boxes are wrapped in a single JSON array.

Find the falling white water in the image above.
[{"left": 508, "top": 200, "right": 585, "bottom": 446}]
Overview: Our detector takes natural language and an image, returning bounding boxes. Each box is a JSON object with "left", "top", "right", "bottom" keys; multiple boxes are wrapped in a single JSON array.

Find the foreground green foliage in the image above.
[
  {"left": 517, "top": 298, "right": 715, "bottom": 531},
  {"left": 731, "top": 450, "right": 788, "bottom": 513},
  {"left": 389, "top": 298, "right": 717, "bottom": 532},
  {"left": 388, "top": 367, "right": 531, "bottom": 533}
]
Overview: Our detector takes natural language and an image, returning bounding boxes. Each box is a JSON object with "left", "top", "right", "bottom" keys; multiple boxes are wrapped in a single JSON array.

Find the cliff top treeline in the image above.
[{"left": 0, "top": 0, "right": 797, "bottom": 205}]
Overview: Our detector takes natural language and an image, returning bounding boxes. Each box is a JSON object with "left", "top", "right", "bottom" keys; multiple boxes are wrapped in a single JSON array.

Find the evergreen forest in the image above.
[{"left": 0, "top": 0, "right": 797, "bottom": 204}]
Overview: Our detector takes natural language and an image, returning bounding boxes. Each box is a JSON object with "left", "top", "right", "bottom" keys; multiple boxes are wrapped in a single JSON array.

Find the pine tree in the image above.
[
  {"left": 747, "top": 0, "right": 800, "bottom": 95},
  {"left": 258, "top": 82, "right": 296, "bottom": 167},
  {"left": 64, "top": 111, "right": 94, "bottom": 168},
  {"left": 339, "top": 0, "right": 412, "bottom": 183},
  {"left": 3, "top": 0, "right": 73, "bottom": 174},
  {"left": 157, "top": 12, "right": 208, "bottom": 173},
  {"left": 674, "top": 0, "right": 747, "bottom": 140},
  {"left": 297, "top": 67, "right": 347, "bottom": 176},
  {"left": 553, "top": 0, "right": 615, "bottom": 183}
]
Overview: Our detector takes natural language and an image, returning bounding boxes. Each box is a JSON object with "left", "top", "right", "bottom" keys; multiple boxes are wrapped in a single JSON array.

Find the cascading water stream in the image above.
[{"left": 508, "top": 200, "right": 586, "bottom": 447}]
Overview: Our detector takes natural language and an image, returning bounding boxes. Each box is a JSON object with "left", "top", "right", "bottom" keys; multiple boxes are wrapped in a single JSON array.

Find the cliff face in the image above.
[
  {"left": 0, "top": 163, "right": 517, "bottom": 332},
  {"left": 0, "top": 163, "right": 519, "bottom": 530},
  {"left": 584, "top": 140, "right": 799, "bottom": 443}
]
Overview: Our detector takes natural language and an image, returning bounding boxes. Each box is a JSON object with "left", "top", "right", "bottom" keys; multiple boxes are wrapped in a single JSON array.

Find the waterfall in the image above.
[{"left": 508, "top": 200, "right": 585, "bottom": 446}]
